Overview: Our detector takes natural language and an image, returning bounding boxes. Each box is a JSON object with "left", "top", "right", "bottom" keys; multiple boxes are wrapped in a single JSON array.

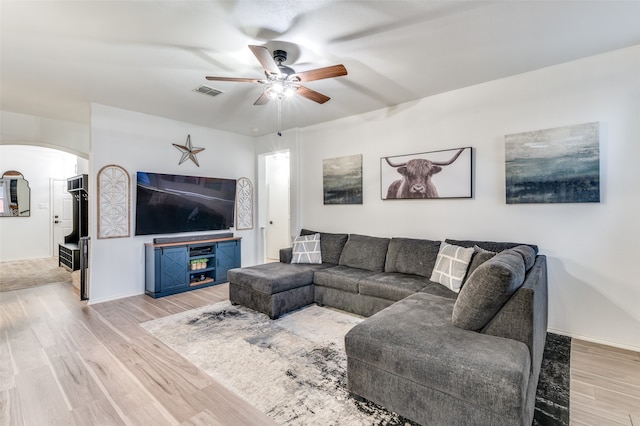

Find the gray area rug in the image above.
[
  {"left": 534, "top": 333, "right": 571, "bottom": 425},
  {"left": 0, "top": 257, "right": 71, "bottom": 292},
  {"left": 142, "top": 302, "right": 570, "bottom": 425}
]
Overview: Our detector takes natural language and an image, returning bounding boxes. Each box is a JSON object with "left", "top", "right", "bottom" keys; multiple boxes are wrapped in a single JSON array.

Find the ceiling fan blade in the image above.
[
  {"left": 295, "top": 85, "right": 330, "bottom": 104},
  {"left": 249, "top": 45, "right": 281, "bottom": 76},
  {"left": 253, "top": 92, "right": 271, "bottom": 105},
  {"left": 290, "top": 64, "right": 347, "bottom": 83},
  {"left": 205, "top": 76, "right": 263, "bottom": 83}
]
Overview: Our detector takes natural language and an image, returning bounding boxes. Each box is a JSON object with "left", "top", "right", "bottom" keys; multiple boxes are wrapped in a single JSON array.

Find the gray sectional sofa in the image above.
[{"left": 227, "top": 230, "right": 548, "bottom": 426}]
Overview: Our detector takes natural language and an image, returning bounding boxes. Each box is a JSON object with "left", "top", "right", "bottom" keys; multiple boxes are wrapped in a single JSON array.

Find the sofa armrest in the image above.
[
  {"left": 280, "top": 247, "right": 293, "bottom": 263},
  {"left": 481, "top": 255, "right": 548, "bottom": 372}
]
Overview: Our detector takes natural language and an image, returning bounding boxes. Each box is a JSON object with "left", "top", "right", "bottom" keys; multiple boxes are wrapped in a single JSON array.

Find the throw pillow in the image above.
[
  {"left": 291, "top": 233, "right": 322, "bottom": 264},
  {"left": 452, "top": 249, "right": 526, "bottom": 331},
  {"left": 429, "top": 242, "right": 474, "bottom": 292}
]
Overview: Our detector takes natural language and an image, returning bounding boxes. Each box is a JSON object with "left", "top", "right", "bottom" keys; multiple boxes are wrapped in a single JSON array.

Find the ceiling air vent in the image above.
[{"left": 193, "top": 85, "right": 223, "bottom": 97}]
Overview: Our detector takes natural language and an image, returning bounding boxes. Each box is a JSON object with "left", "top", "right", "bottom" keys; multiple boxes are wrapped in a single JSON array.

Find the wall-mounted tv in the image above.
[{"left": 135, "top": 172, "right": 236, "bottom": 236}]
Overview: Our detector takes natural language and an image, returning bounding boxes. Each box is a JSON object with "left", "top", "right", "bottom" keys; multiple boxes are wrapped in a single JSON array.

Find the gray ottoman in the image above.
[{"left": 227, "top": 262, "right": 332, "bottom": 319}]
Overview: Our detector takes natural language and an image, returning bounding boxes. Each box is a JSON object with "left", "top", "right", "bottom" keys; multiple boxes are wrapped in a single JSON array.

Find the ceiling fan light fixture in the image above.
[
  {"left": 265, "top": 80, "right": 297, "bottom": 100},
  {"left": 283, "top": 85, "right": 297, "bottom": 98}
]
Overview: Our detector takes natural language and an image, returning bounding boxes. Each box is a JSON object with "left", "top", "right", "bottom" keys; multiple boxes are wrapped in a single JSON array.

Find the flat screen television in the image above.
[{"left": 135, "top": 171, "right": 236, "bottom": 236}]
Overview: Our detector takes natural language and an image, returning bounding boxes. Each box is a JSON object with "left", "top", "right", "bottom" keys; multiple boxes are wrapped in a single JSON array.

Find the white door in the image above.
[
  {"left": 52, "top": 179, "right": 73, "bottom": 256},
  {"left": 265, "top": 152, "right": 290, "bottom": 260}
]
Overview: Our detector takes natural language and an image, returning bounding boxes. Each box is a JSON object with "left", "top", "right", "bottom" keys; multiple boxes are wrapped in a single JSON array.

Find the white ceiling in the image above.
[{"left": 2, "top": 1, "right": 640, "bottom": 137}]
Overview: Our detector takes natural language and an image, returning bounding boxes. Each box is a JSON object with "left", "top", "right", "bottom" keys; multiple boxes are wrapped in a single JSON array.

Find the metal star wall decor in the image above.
[{"left": 173, "top": 134, "right": 205, "bottom": 167}]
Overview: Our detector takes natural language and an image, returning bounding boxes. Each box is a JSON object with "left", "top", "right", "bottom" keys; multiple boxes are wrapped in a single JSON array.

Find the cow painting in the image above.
[{"left": 383, "top": 148, "right": 470, "bottom": 199}]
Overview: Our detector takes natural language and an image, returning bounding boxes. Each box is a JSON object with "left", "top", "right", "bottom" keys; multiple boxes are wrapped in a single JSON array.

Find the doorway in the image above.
[
  {"left": 51, "top": 178, "right": 73, "bottom": 257},
  {"left": 264, "top": 151, "right": 290, "bottom": 262}
]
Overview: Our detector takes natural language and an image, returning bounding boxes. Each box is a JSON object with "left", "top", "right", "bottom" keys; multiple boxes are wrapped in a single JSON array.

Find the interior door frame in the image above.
[
  {"left": 50, "top": 178, "right": 68, "bottom": 257},
  {"left": 258, "top": 149, "right": 291, "bottom": 263}
]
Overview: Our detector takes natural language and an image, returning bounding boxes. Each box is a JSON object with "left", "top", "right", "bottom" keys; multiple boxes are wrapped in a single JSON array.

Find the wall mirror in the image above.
[{"left": 0, "top": 170, "right": 31, "bottom": 217}]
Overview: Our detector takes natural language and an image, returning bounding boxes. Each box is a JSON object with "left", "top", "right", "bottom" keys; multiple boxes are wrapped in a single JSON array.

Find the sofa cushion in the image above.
[
  {"left": 345, "top": 292, "right": 531, "bottom": 418},
  {"left": 430, "top": 242, "right": 474, "bottom": 292},
  {"left": 452, "top": 249, "right": 526, "bottom": 331},
  {"left": 384, "top": 237, "right": 441, "bottom": 278},
  {"left": 313, "top": 265, "right": 377, "bottom": 294},
  {"left": 339, "top": 234, "right": 390, "bottom": 272},
  {"left": 463, "top": 245, "right": 496, "bottom": 284},
  {"left": 301, "top": 229, "right": 349, "bottom": 264},
  {"left": 418, "top": 282, "right": 458, "bottom": 300},
  {"left": 291, "top": 233, "right": 322, "bottom": 264},
  {"left": 446, "top": 239, "right": 538, "bottom": 255},
  {"left": 359, "top": 272, "right": 432, "bottom": 302}
]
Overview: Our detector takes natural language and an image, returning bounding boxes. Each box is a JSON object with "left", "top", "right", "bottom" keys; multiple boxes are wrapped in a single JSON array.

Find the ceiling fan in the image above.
[{"left": 206, "top": 45, "right": 348, "bottom": 106}]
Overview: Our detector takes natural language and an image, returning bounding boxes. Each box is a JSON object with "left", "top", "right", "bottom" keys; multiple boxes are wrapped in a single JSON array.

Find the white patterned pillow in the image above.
[
  {"left": 430, "top": 242, "right": 475, "bottom": 292},
  {"left": 291, "top": 233, "right": 322, "bottom": 264}
]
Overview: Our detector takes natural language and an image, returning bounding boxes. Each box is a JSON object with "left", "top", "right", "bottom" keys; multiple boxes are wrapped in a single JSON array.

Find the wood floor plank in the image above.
[
  {"left": 121, "top": 296, "right": 174, "bottom": 320},
  {"left": 70, "top": 397, "right": 126, "bottom": 426},
  {"left": 180, "top": 409, "right": 226, "bottom": 426},
  {"left": 0, "top": 387, "right": 25, "bottom": 426},
  {"left": 104, "top": 340, "right": 208, "bottom": 422},
  {"left": 190, "top": 383, "right": 278, "bottom": 426},
  {"left": 0, "top": 330, "right": 16, "bottom": 393},
  {"left": 572, "top": 368, "right": 640, "bottom": 401},
  {"left": 43, "top": 342, "right": 106, "bottom": 410},
  {"left": 571, "top": 399, "right": 634, "bottom": 426},
  {"left": 123, "top": 401, "right": 178, "bottom": 426},
  {"left": 78, "top": 343, "right": 164, "bottom": 421},
  {"left": 14, "top": 365, "right": 74, "bottom": 425},
  {"left": 572, "top": 350, "right": 640, "bottom": 387},
  {"left": 2, "top": 314, "right": 47, "bottom": 374},
  {"left": 138, "top": 295, "right": 191, "bottom": 316},
  {"left": 573, "top": 339, "right": 640, "bottom": 362}
]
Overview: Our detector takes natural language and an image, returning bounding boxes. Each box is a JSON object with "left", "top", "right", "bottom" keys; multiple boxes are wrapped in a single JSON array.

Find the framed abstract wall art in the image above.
[
  {"left": 380, "top": 147, "right": 472, "bottom": 200},
  {"left": 505, "top": 122, "right": 600, "bottom": 204},
  {"left": 323, "top": 154, "right": 363, "bottom": 205}
]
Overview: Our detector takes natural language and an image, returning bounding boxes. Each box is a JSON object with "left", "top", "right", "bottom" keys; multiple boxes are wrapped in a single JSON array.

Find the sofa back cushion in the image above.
[
  {"left": 300, "top": 229, "right": 349, "bottom": 264},
  {"left": 452, "top": 248, "right": 526, "bottom": 331},
  {"left": 339, "top": 234, "right": 390, "bottom": 272},
  {"left": 463, "top": 246, "right": 497, "bottom": 284},
  {"left": 510, "top": 244, "right": 536, "bottom": 271},
  {"left": 446, "top": 239, "right": 538, "bottom": 255},
  {"left": 384, "top": 237, "right": 441, "bottom": 278}
]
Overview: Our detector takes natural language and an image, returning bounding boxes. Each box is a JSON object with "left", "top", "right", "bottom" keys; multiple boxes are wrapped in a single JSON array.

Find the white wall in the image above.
[
  {"left": 0, "top": 145, "right": 78, "bottom": 260},
  {"left": 1, "top": 110, "right": 90, "bottom": 157},
  {"left": 89, "top": 104, "right": 258, "bottom": 303},
  {"left": 295, "top": 45, "right": 640, "bottom": 351}
]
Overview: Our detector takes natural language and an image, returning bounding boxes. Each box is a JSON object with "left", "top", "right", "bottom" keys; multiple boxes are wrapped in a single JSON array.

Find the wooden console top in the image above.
[{"left": 145, "top": 236, "right": 241, "bottom": 248}]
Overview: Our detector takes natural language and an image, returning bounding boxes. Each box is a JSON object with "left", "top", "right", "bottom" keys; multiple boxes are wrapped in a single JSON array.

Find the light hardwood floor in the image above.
[{"left": 1, "top": 281, "right": 638, "bottom": 425}]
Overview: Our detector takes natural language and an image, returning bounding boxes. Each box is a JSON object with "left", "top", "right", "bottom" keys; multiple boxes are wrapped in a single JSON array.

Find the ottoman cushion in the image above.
[{"left": 227, "top": 262, "right": 329, "bottom": 294}]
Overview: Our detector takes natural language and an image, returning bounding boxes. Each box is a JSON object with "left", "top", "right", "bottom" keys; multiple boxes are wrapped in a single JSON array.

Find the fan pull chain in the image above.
[{"left": 277, "top": 99, "right": 283, "bottom": 137}]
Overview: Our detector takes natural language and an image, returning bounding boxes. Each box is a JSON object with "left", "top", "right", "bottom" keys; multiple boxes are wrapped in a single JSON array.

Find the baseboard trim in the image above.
[
  {"left": 547, "top": 327, "right": 640, "bottom": 353},
  {"left": 87, "top": 290, "right": 144, "bottom": 305}
]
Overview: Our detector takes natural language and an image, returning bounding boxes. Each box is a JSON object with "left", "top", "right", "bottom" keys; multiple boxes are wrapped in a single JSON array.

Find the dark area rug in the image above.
[
  {"left": 143, "top": 302, "right": 571, "bottom": 425},
  {"left": 534, "top": 333, "right": 572, "bottom": 425},
  {"left": 0, "top": 257, "right": 71, "bottom": 292}
]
